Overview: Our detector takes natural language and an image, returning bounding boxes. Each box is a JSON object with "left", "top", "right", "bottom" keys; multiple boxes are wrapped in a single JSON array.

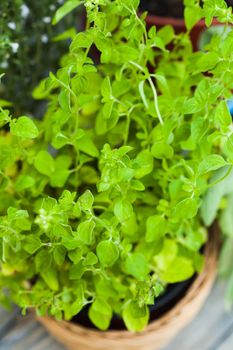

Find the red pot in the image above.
[{"left": 145, "top": 14, "right": 219, "bottom": 51}]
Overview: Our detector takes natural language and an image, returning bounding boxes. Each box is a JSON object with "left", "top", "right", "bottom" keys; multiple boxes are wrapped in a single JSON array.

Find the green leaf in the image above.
[
  {"left": 52, "top": 133, "right": 69, "bottom": 149},
  {"left": 69, "top": 262, "right": 85, "bottom": 279},
  {"left": 77, "top": 220, "right": 95, "bottom": 245},
  {"left": 88, "top": 298, "right": 112, "bottom": 330},
  {"left": 224, "top": 135, "right": 233, "bottom": 161},
  {"left": 145, "top": 215, "right": 166, "bottom": 243},
  {"left": 101, "top": 77, "right": 112, "bottom": 101},
  {"left": 184, "top": 5, "right": 203, "bottom": 30},
  {"left": 123, "top": 301, "right": 149, "bottom": 332},
  {"left": 79, "top": 190, "right": 94, "bottom": 211},
  {"left": 0, "top": 145, "right": 15, "bottom": 170},
  {"left": 63, "top": 239, "right": 80, "bottom": 250},
  {"left": 182, "top": 97, "right": 203, "bottom": 114},
  {"left": 35, "top": 250, "right": 52, "bottom": 272},
  {"left": 34, "top": 150, "right": 55, "bottom": 177},
  {"left": 24, "top": 236, "right": 41, "bottom": 254},
  {"left": 53, "top": 246, "right": 66, "bottom": 265},
  {"left": 201, "top": 167, "right": 233, "bottom": 226},
  {"left": 15, "top": 175, "right": 35, "bottom": 192},
  {"left": 172, "top": 198, "right": 199, "bottom": 220},
  {"left": 50, "top": 169, "right": 70, "bottom": 188},
  {"left": 52, "top": 0, "right": 82, "bottom": 24},
  {"left": 215, "top": 100, "right": 232, "bottom": 129},
  {"left": 96, "top": 240, "right": 119, "bottom": 267},
  {"left": 151, "top": 142, "right": 173, "bottom": 159},
  {"left": 70, "top": 32, "right": 93, "bottom": 50},
  {"left": 10, "top": 117, "right": 39, "bottom": 139},
  {"left": 74, "top": 129, "right": 99, "bottom": 157},
  {"left": 198, "top": 155, "right": 227, "bottom": 174},
  {"left": 197, "top": 52, "right": 219, "bottom": 71},
  {"left": 134, "top": 150, "right": 154, "bottom": 179},
  {"left": 154, "top": 239, "right": 178, "bottom": 270},
  {"left": 139, "top": 80, "right": 149, "bottom": 109},
  {"left": 7, "top": 207, "right": 31, "bottom": 231},
  {"left": 41, "top": 265, "right": 59, "bottom": 291},
  {"left": 114, "top": 198, "right": 133, "bottom": 222},
  {"left": 161, "top": 257, "right": 194, "bottom": 283},
  {"left": 157, "top": 25, "right": 174, "bottom": 45},
  {"left": 124, "top": 253, "right": 150, "bottom": 280},
  {"left": 118, "top": 45, "right": 138, "bottom": 62},
  {"left": 73, "top": 202, "right": 82, "bottom": 218},
  {"left": 83, "top": 252, "right": 98, "bottom": 266}
]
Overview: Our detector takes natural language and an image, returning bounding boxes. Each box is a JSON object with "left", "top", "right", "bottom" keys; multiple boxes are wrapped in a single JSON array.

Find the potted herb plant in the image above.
[
  {"left": 140, "top": 0, "right": 233, "bottom": 50},
  {"left": 0, "top": 0, "right": 233, "bottom": 349}
]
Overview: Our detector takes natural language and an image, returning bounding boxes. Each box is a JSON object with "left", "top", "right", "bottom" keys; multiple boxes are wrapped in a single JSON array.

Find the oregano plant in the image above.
[{"left": 0, "top": 0, "right": 233, "bottom": 331}]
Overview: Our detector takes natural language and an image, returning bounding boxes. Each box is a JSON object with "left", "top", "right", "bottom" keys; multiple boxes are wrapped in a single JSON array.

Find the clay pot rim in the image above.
[{"left": 145, "top": 14, "right": 220, "bottom": 28}]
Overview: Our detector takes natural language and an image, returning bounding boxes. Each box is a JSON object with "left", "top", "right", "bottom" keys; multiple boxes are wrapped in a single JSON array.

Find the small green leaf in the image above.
[
  {"left": 224, "top": 135, "right": 233, "bottom": 161},
  {"left": 157, "top": 25, "right": 174, "bottom": 45},
  {"left": 10, "top": 117, "right": 39, "bottom": 139},
  {"left": 101, "top": 77, "right": 112, "bottom": 101},
  {"left": 53, "top": 246, "right": 66, "bottom": 265},
  {"left": 73, "top": 202, "right": 81, "bottom": 217},
  {"left": 197, "top": 52, "right": 219, "bottom": 71},
  {"left": 134, "top": 150, "right": 154, "bottom": 179},
  {"left": 83, "top": 252, "right": 98, "bottom": 266},
  {"left": 201, "top": 166, "right": 233, "bottom": 226},
  {"left": 122, "top": 301, "right": 149, "bottom": 332},
  {"left": 79, "top": 190, "right": 94, "bottom": 211},
  {"left": 77, "top": 220, "right": 95, "bottom": 245},
  {"left": 88, "top": 298, "right": 112, "bottom": 330},
  {"left": 74, "top": 129, "right": 99, "bottom": 157},
  {"left": 124, "top": 253, "right": 150, "bottom": 280},
  {"left": 172, "top": 198, "right": 199, "bottom": 220},
  {"left": 52, "top": 133, "right": 69, "bottom": 149},
  {"left": 69, "top": 262, "right": 85, "bottom": 279},
  {"left": 184, "top": 5, "right": 203, "bottom": 30},
  {"left": 215, "top": 101, "right": 232, "bottom": 129},
  {"left": 52, "top": 0, "right": 82, "bottom": 24},
  {"left": 161, "top": 257, "right": 194, "bottom": 283},
  {"left": 151, "top": 142, "right": 173, "bottom": 159},
  {"left": 24, "top": 236, "right": 41, "bottom": 254},
  {"left": 41, "top": 265, "right": 59, "bottom": 291},
  {"left": 139, "top": 80, "right": 149, "bottom": 109},
  {"left": 96, "top": 240, "right": 119, "bottom": 267},
  {"left": 34, "top": 150, "right": 55, "bottom": 177},
  {"left": 15, "top": 175, "right": 35, "bottom": 192},
  {"left": 198, "top": 155, "right": 227, "bottom": 174},
  {"left": 114, "top": 199, "right": 133, "bottom": 222},
  {"left": 145, "top": 215, "right": 166, "bottom": 243}
]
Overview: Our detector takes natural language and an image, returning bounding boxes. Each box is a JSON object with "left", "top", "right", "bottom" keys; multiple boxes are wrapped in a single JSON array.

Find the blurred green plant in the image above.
[{"left": 0, "top": 0, "right": 83, "bottom": 115}]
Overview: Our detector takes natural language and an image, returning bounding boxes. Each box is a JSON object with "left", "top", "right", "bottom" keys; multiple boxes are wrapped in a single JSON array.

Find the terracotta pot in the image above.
[
  {"left": 38, "top": 224, "right": 219, "bottom": 350},
  {"left": 145, "top": 14, "right": 220, "bottom": 51}
]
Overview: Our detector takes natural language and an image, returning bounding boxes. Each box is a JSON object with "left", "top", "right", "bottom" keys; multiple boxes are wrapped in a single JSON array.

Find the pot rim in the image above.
[{"left": 145, "top": 14, "right": 220, "bottom": 28}]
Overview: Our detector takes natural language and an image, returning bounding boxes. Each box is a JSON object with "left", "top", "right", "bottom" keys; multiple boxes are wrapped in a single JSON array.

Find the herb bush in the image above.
[
  {"left": 0, "top": 0, "right": 82, "bottom": 114},
  {"left": 0, "top": 0, "right": 233, "bottom": 331}
]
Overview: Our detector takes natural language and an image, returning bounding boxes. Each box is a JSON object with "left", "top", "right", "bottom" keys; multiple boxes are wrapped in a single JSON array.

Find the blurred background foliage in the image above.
[{"left": 0, "top": 0, "right": 83, "bottom": 115}]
